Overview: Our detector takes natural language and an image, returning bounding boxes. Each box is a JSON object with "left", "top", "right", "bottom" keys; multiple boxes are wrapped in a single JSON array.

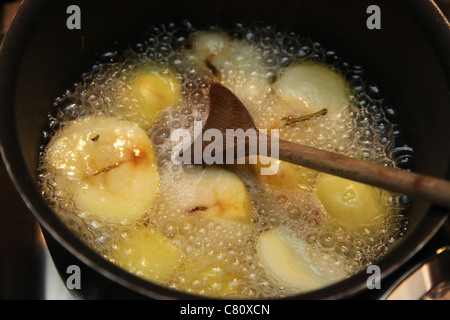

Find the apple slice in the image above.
[{"left": 45, "top": 116, "right": 159, "bottom": 222}]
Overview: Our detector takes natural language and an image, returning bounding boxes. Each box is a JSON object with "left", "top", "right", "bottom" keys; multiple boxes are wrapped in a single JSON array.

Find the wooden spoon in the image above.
[{"left": 189, "top": 82, "right": 450, "bottom": 209}]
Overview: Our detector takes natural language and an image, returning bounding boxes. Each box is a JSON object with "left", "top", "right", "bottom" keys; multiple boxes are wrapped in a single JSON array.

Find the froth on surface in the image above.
[{"left": 38, "top": 22, "right": 410, "bottom": 298}]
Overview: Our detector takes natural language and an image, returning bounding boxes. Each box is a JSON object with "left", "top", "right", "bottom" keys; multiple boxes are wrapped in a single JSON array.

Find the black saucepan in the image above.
[{"left": 0, "top": 0, "right": 449, "bottom": 299}]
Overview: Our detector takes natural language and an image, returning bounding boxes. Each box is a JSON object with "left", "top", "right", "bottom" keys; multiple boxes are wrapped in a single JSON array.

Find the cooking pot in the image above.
[{"left": 0, "top": 0, "right": 449, "bottom": 300}]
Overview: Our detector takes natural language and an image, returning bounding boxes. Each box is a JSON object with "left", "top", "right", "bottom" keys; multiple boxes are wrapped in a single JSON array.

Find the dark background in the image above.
[{"left": 0, "top": 0, "right": 449, "bottom": 299}]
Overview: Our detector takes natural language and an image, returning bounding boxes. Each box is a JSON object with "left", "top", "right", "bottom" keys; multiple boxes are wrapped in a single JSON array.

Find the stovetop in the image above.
[{"left": 0, "top": 0, "right": 449, "bottom": 300}]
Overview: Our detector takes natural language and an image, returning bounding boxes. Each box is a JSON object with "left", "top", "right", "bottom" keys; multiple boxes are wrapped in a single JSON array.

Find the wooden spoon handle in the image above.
[{"left": 274, "top": 138, "right": 450, "bottom": 209}]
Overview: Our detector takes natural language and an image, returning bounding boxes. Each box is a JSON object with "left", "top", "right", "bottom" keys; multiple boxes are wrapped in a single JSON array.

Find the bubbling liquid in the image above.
[{"left": 38, "top": 22, "right": 410, "bottom": 298}]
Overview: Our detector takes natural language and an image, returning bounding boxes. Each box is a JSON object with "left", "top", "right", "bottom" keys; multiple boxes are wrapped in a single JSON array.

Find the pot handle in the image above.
[{"left": 382, "top": 246, "right": 450, "bottom": 300}]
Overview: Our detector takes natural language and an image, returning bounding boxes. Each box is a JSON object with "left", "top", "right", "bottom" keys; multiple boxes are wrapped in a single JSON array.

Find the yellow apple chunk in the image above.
[
  {"left": 114, "top": 227, "right": 183, "bottom": 283},
  {"left": 129, "top": 70, "right": 181, "bottom": 126},
  {"left": 276, "top": 63, "right": 350, "bottom": 119},
  {"left": 250, "top": 155, "right": 318, "bottom": 190},
  {"left": 46, "top": 116, "right": 159, "bottom": 222},
  {"left": 315, "top": 173, "right": 388, "bottom": 227},
  {"left": 257, "top": 227, "right": 332, "bottom": 291},
  {"left": 185, "top": 167, "right": 253, "bottom": 224}
]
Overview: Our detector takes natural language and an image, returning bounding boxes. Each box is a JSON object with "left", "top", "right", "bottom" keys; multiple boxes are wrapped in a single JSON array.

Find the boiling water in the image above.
[{"left": 38, "top": 22, "right": 410, "bottom": 298}]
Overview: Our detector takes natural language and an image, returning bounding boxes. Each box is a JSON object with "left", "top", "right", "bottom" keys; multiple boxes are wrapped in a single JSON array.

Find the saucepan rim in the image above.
[{"left": 0, "top": 0, "right": 449, "bottom": 299}]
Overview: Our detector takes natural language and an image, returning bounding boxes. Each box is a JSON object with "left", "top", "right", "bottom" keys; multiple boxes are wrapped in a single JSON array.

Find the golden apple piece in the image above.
[
  {"left": 46, "top": 116, "right": 159, "bottom": 222},
  {"left": 129, "top": 70, "right": 181, "bottom": 126},
  {"left": 250, "top": 155, "right": 318, "bottom": 190},
  {"left": 276, "top": 63, "right": 350, "bottom": 119},
  {"left": 257, "top": 227, "right": 332, "bottom": 291},
  {"left": 114, "top": 227, "right": 183, "bottom": 283},
  {"left": 185, "top": 167, "right": 253, "bottom": 224},
  {"left": 315, "top": 173, "right": 388, "bottom": 227},
  {"left": 188, "top": 31, "right": 268, "bottom": 101}
]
